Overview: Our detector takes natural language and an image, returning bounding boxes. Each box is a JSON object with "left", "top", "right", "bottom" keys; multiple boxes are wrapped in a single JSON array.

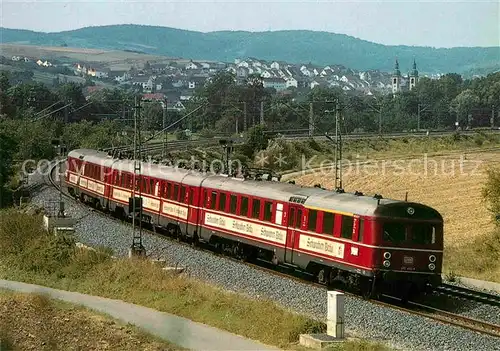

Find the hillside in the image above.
[{"left": 1, "top": 25, "right": 499, "bottom": 75}]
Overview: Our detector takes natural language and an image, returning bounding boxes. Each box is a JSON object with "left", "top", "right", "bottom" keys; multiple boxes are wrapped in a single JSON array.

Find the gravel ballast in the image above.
[{"left": 26, "top": 169, "right": 500, "bottom": 351}]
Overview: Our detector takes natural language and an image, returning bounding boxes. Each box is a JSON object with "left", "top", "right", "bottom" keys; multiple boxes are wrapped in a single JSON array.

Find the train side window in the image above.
[
  {"left": 296, "top": 209, "right": 303, "bottom": 228},
  {"left": 252, "top": 199, "right": 261, "bottom": 219},
  {"left": 210, "top": 191, "right": 217, "bottom": 210},
  {"left": 341, "top": 216, "right": 354, "bottom": 240},
  {"left": 383, "top": 222, "right": 406, "bottom": 244},
  {"left": 411, "top": 224, "right": 435, "bottom": 245},
  {"left": 241, "top": 197, "right": 249, "bottom": 217},
  {"left": 189, "top": 189, "right": 195, "bottom": 205},
  {"left": 358, "top": 219, "right": 364, "bottom": 242},
  {"left": 229, "top": 195, "right": 237, "bottom": 214},
  {"left": 150, "top": 179, "right": 155, "bottom": 195},
  {"left": 165, "top": 183, "right": 171, "bottom": 199},
  {"left": 308, "top": 210, "right": 318, "bottom": 231},
  {"left": 173, "top": 184, "right": 179, "bottom": 201},
  {"left": 264, "top": 202, "right": 272, "bottom": 222},
  {"left": 288, "top": 208, "right": 295, "bottom": 226},
  {"left": 322, "top": 212, "right": 335, "bottom": 234},
  {"left": 219, "top": 193, "right": 227, "bottom": 211},
  {"left": 180, "top": 186, "right": 186, "bottom": 203}
]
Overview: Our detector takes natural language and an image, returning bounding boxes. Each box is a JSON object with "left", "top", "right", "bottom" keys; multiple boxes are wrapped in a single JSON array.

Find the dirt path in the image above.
[{"left": 0, "top": 279, "right": 279, "bottom": 351}]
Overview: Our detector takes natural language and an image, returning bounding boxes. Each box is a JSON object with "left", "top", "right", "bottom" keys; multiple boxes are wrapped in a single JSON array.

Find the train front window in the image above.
[
  {"left": 382, "top": 222, "right": 406, "bottom": 244},
  {"left": 411, "top": 224, "right": 436, "bottom": 245}
]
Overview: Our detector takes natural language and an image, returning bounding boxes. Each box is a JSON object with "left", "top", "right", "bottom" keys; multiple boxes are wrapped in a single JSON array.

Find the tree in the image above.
[
  {"left": 0, "top": 71, "right": 14, "bottom": 117},
  {"left": 141, "top": 101, "right": 164, "bottom": 131},
  {"left": 482, "top": 167, "right": 500, "bottom": 223},
  {"left": 6, "top": 82, "right": 59, "bottom": 116},
  {"left": 0, "top": 125, "right": 18, "bottom": 207},
  {"left": 241, "top": 124, "right": 270, "bottom": 158},
  {"left": 450, "top": 89, "right": 480, "bottom": 127}
]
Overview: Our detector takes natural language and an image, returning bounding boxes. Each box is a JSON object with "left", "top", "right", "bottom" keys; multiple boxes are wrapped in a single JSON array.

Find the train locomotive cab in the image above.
[{"left": 372, "top": 202, "right": 443, "bottom": 298}]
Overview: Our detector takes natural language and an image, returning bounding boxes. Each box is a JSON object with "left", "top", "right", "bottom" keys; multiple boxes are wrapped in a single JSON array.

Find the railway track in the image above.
[
  {"left": 46, "top": 161, "right": 500, "bottom": 339},
  {"left": 436, "top": 283, "right": 500, "bottom": 306}
]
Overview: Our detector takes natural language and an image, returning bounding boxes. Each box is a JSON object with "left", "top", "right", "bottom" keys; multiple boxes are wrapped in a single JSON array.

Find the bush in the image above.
[
  {"left": 198, "top": 128, "right": 216, "bottom": 139},
  {"left": 175, "top": 129, "right": 190, "bottom": 140},
  {"left": 482, "top": 167, "right": 500, "bottom": 221},
  {"left": 474, "top": 133, "right": 485, "bottom": 146}
]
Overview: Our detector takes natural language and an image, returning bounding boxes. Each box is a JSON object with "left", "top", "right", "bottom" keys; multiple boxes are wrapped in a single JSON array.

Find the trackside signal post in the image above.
[{"left": 129, "top": 96, "right": 147, "bottom": 258}]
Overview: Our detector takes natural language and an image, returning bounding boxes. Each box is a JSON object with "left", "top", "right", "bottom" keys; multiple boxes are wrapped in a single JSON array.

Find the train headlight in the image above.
[
  {"left": 383, "top": 252, "right": 391, "bottom": 260},
  {"left": 428, "top": 263, "right": 436, "bottom": 271},
  {"left": 429, "top": 255, "right": 436, "bottom": 263},
  {"left": 383, "top": 260, "right": 391, "bottom": 268}
]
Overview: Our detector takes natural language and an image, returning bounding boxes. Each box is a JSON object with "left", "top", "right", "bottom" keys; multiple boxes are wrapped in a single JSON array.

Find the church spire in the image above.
[
  {"left": 393, "top": 58, "right": 401, "bottom": 76},
  {"left": 409, "top": 58, "right": 419, "bottom": 91}
]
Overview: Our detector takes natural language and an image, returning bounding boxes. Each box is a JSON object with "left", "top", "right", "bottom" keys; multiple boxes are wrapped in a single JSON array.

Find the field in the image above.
[
  {"left": 0, "top": 290, "right": 179, "bottom": 350},
  {"left": 293, "top": 147, "right": 500, "bottom": 282},
  {"left": 0, "top": 43, "right": 196, "bottom": 70}
]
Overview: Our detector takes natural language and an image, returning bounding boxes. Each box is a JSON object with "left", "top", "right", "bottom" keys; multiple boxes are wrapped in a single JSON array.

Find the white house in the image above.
[
  {"left": 310, "top": 80, "right": 320, "bottom": 89},
  {"left": 260, "top": 70, "right": 272, "bottom": 78},
  {"left": 300, "top": 66, "right": 312, "bottom": 77},
  {"left": 185, "top": 61, "right": 199, "bottom": 70},
  {"left": 285, "top": 77, "right": 298, "bottom": 89},
  {"left": 237, "top": 60, "right": 250, "bottom": 68},
  {"left": 263, "top": 78, "right": 287, "bottom": 91},
  {"left": 270, "top": 61, "right": 280, "bottom": 70}
]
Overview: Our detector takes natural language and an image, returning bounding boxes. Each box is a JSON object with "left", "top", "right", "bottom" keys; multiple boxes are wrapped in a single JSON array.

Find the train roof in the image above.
[
  {"left": 201, "top": 174, "right": 303, "bottom": 202},
  {"left": 68, "top": 149, "right": 442, "bottom": 219},
  {"left": 304, "top": 191, "right": 399, "bottom": 216}
]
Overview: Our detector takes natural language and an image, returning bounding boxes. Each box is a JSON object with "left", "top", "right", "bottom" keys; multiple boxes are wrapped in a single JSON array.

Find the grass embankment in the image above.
[
  {"left": 0, "top": 209, "right": 390, "bottom": 350},
  {"left": 0, "top": 290, "right": 179, "bottom": 351}
]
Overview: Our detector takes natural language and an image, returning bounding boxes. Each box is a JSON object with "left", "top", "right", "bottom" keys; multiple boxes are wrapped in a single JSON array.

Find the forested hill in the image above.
[{"left": 1, "top": 24, "right": 499, "bottom": 75}]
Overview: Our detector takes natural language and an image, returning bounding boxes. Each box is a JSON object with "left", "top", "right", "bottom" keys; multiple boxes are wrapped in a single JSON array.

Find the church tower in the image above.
[
  {"left": 392, "top": 58, "right": 401, "bottom": 96},
  {"left": 409, "top": 58, "right": 418, "bottom": 91}
]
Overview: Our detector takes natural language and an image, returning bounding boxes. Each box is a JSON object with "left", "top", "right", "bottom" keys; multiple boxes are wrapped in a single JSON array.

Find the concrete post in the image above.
[{"left": 327, "top": 291, "right": 345, "bottom": 339}]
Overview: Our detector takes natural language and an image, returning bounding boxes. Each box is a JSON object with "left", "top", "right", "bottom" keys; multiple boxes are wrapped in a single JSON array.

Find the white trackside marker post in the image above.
[{"left": 327, "top": 291, "right": 345, "bottom": 338}]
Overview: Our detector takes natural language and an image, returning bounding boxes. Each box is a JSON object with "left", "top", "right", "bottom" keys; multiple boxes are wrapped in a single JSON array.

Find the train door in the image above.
[{"left": 285, "top": 204, "right": 302, "bottom": 264}]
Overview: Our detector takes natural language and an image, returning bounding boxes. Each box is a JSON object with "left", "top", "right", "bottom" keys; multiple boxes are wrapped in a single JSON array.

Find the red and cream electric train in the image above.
[{"left": 65, "top": 148, "right": 444, "bottom": 297}]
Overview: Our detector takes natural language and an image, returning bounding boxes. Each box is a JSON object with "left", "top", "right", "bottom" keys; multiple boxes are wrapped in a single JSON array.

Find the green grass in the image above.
[
  {"left": 0, "top": 289, "right": 182, "bottom": 350},
  {"left": 0, "top": 209, "right": 391, "bottom": 350}
]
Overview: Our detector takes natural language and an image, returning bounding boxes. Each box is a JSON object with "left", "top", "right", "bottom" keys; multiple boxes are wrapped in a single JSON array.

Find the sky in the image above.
[{"left": 1, "top": 0, "right": 499, "bottom": 48}]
